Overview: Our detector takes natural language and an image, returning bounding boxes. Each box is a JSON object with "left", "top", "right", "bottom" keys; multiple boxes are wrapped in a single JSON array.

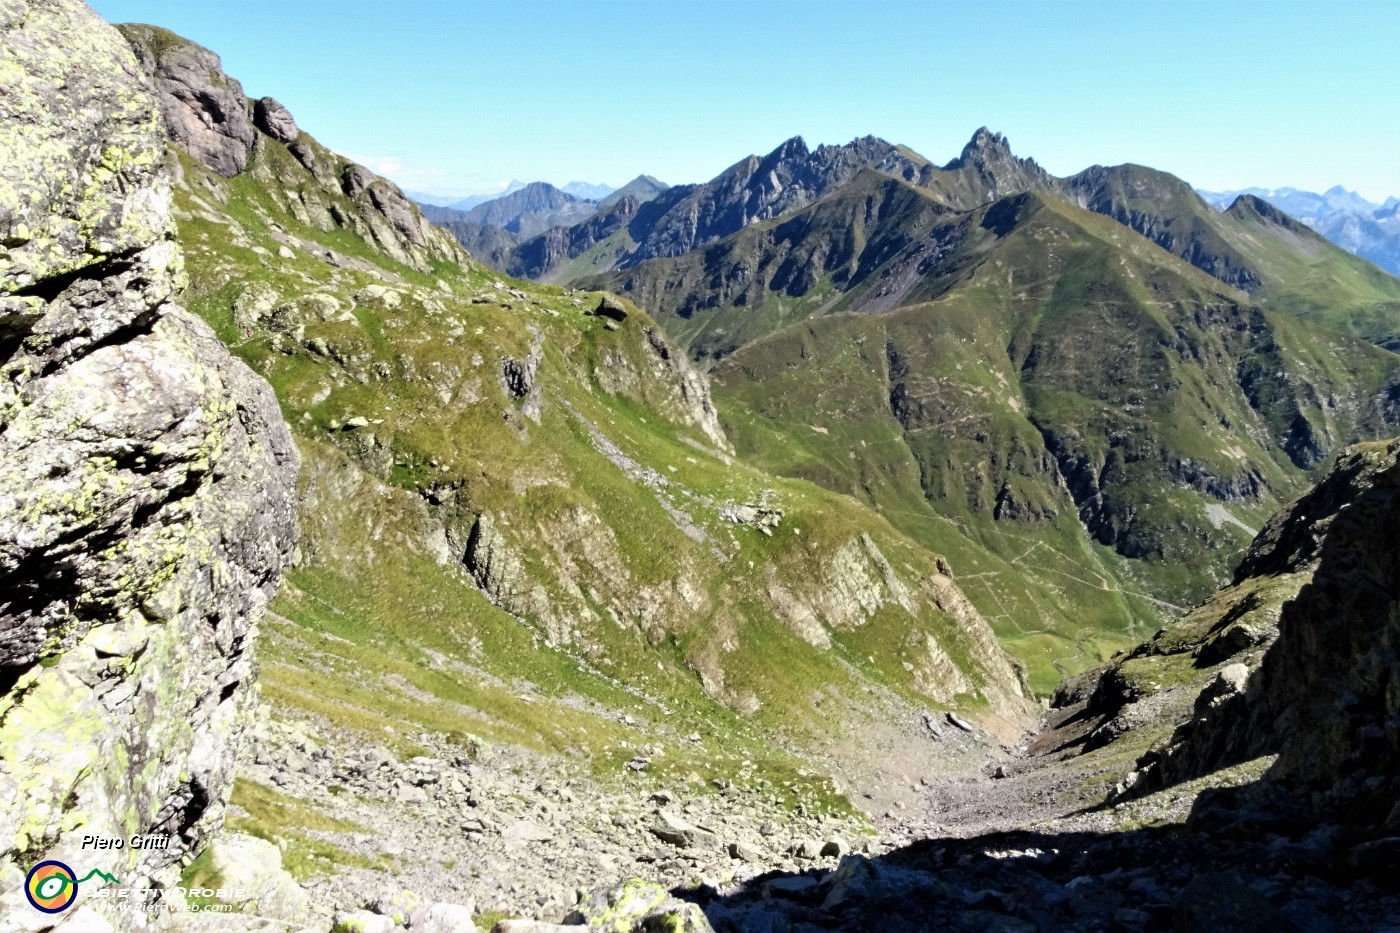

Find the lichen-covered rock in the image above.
[
  {"left": 0, "top": 0, "right": 172, "bottom": 307},
  {"left": 0, "top": 2, "right": 299, "bottom": 928},
  {"left": 117, "top": 23, "right": 255, "bottom": 177},
  {"left": 205, "top": 833, "right": 310, "bottom": 922},
  {"left": 567, "top": 878, "right": 714, "bottom": 932},
  {"left": 332, "top": 911, "right": 395, "bottom": 933},
  {"left": 371, "top": 889, "right": 421, "bottom": 925}
]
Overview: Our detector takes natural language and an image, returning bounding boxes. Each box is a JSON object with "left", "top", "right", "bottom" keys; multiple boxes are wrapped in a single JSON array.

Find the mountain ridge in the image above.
[
  {"left": 1201, "top": 183, "right": 1400, "bottom": 278},
  {"left": 7, "top": 6, "right": 1400, "bottom": 931},
  {"left": 573, "top": 150, "right": 1400, "bottom": 688}
]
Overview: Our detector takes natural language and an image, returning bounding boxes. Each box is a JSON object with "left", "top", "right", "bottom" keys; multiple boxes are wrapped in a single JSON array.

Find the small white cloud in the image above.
[{"left": 338, "top": 151, "right": 447, "bottom": 179}]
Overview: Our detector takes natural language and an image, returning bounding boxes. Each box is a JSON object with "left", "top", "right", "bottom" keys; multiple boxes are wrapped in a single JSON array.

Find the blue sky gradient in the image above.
[{"left": 89, "top": 0, "right": 1400, "bottom": 201}]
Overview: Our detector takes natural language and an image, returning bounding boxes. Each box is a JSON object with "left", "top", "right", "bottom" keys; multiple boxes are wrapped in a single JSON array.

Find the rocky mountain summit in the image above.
[{"left": 0, "top": 1, "right": 298, "bottom": 928}]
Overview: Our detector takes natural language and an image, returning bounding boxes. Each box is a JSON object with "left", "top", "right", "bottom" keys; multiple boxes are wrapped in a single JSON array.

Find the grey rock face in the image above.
[
  {"left": 253, "top": 95, "right": 299, "bottom": 142},
  {"left": 0, "top": 2, "right": 170, "bottom": 297},
  {"left": 1135, "top": 439, "right": 1400, "bottom": 826},
  {"left": 0, "top": 1, "right": 299, "bottom": 926},
  {"left": 118, "top": 23, "right": 256, "bottom": 177}
]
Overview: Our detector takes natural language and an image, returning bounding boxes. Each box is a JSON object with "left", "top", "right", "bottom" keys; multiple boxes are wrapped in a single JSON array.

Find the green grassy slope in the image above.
[
  {"left": 1066, "top": 165, "right": 1400, "bottom": 347},
  {"left": 697, "top": 193, "right": 1400, "bottom": 691},
  {"left": 171, "top": 125, "right": 1037, "bottom": 814}
]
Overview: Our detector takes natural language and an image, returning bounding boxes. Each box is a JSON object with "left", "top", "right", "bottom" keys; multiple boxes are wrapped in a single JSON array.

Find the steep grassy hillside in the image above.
[
  {"left": 1066, "top": 165, "right": 1400, "bottom": 348},
  {"left": 661, "top": 191, "right": 1400, "bottom": 689},
  {"left": 135, "top": 25, "right": 1035, "bottom": 828}
]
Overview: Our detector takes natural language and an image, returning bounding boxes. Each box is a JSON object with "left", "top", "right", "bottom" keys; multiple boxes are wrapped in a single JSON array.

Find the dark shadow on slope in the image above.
[{"left": 670, "top": 817, "right": 1395, "bottom": 932}]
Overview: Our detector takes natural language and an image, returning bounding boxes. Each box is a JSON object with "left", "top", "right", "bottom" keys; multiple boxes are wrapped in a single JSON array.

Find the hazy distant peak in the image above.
[{"left": 562, "top": 180, "right": 616, "bottom": 200}]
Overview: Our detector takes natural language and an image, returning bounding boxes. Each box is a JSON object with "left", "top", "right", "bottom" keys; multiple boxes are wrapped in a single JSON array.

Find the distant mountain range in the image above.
[
  {"left": 561, "top": 180, "right": 616, "bottom": 200},
  {"left": 415, "top": 174, "right": 671, "bottom": 271},
  {"left": 401, "top": 131, "right": 1400, "bottom": 683},
  {"left": 410, "top": 179, "right": 618, "bottom": 213},
  {"left": 1198, "top": 185, "right": 1400, "bottom": 276},
  {"left": 554, "top": 129, "right": 1400, "bottom": 677}
]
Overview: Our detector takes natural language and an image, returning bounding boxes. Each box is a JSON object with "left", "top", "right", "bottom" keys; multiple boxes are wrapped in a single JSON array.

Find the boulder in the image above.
[
  {"left": 371, "top": 889, "right": 421, "bottom": 924},
  {"left": 502, "top": 819, "right": 554, "bottom": 843},
  {"left": 395, "top": 782, "right": 428, "bottom": 803},
  {"left": 207, "top": 833, "right": 310, "bottom": 922},
  {"left": 254, "top": 95, "right": 300, "bottom": 143},
  {"left": 1172, "top": 872, "right": 1278, "bottom": 932},
  {"left": 763, "top": 875, "right": 820, "bottom": 901},
  {"left": 650, "top": 810, "right": 719, "bottom": 849},
  {"left": 728, "top": 840, "right": 762, "bottom": 862},
  {"left": 333, "top": 911, "right": 395, "bottom": 933},
  {"left": 568, "top": 878, "right": 714, "bottom": 932},
  {"left": 820, "top": 855, "right": 952, "bottom": 913},
  {"left": 946, "top": 712, "right": 977, "bottom": 732},
  {"left": 233, "top": 281, "right": 281, "bottom": 331},
  {"left": 343, "top": 163, "right": 377, "bottom": 199},
  {"left": 409, "top": 901, "right": 478, "bottom": 933},
  {"left": 594, "top": 294, "right": 629, "bottom": 321}
]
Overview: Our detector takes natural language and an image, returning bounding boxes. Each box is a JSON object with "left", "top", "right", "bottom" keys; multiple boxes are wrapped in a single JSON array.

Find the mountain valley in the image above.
[{"left": 3, "top": 3, "right": 1400, "bottom": 933}]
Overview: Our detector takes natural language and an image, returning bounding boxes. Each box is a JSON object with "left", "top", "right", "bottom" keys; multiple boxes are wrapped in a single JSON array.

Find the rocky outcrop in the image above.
[
  {"left": 117, "top": 23, "right": 256, "bottom": 177},
  {"left": 934, "top": 127, "right": 1057, "bottom": 208},
  {"left": 118, "top": 24, "right": 460, "bottom": 275},
  {"left": 1133, "top": 439, "right": 1400, "bottom": 826},
  {"left": 0, "top": 2, "right": 298, "bottom": 926},
  {"left": 253, "top": 95, "right": 299, "bottom": 143}
]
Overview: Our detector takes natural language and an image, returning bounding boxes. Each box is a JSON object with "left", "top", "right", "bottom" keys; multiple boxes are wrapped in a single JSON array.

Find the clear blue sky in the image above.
[{"left": 89, "top": 0, "right": 1400, "bottom": 201}]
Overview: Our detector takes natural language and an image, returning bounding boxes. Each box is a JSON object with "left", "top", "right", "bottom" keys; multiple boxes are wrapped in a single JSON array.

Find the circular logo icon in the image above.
[{"left": 25, "top": 860, "right": 78, "bottom": 914}]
